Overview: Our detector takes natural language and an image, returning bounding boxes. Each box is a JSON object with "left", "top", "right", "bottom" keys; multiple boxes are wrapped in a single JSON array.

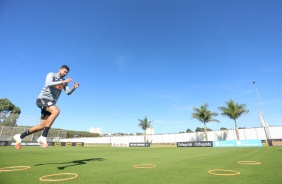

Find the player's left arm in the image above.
[{"left": 65, "top": 81, "right": 80, "bottom": 95}]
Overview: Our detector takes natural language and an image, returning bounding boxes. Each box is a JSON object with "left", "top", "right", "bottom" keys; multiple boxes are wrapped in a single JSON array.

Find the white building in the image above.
[{"left": 89, "top": 127, "right": 103, "bottom": 134}]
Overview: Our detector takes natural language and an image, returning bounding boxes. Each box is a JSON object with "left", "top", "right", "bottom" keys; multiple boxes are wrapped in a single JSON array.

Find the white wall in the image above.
[{"left": 60, "top": 126, "right": 282, "bottom": 144}]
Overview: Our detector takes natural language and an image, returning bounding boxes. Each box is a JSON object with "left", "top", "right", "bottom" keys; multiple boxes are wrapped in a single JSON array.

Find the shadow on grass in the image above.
[{"left": 34, "top": 158, "right": 105, "bottom": 170}]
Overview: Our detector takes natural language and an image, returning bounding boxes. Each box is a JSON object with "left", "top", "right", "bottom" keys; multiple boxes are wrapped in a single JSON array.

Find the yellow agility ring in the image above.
[
  {"left": 39, "top": 173, "right": 78, "bottom": 182},
  {"left": 208, "top": 169, "right": 240, "bottom": 176},
  {"left": 238, "top": 161, "right": 261, "bottom": 165},
  {"left": 134, "top": 164, "right": 157, "bottom": 169},
  {"left": 0, "top": 166, "right": 31, "bottom": 172}
]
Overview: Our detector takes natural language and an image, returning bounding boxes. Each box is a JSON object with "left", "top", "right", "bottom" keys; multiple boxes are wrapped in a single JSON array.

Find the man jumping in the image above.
[{"left": 13, "top": 65, "right": 79, "bottom": 149}]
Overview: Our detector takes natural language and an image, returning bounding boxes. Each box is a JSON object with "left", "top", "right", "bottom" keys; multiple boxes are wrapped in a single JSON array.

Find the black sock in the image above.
[
  {"left": 20, "top": 130, "right": 31, "bottom": 139},
  {"left": 42, "top": 127, "right": 50, "bottom": 137}
]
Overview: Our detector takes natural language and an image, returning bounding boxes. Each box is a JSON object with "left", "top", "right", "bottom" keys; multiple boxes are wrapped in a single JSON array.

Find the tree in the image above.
[
  {"left": 218, "top": 99, "right": 249, "bottom": 140},
  {"left": 195, "top": 127, "right": 204, "bottom": 132},
  {"left": 66, "top": 130, "right": 100, "bottom": 138},
  {"left": 138, "top": 116, "right": 153, "bottom": 142},
  {"left": 186, "top": 129, "right": 193, "bottom": 133},
  {"left": 220, "top": 127, "right": 227, "bottom": 130},
  {"left": 195, "top": 127, "right": 212, "bottom": 132},
  {"left": 0, "top": 98, "right": 21, "bottom": 126},
  {"left": 192, "top": 103, "right": 219, "bottom": 141}
]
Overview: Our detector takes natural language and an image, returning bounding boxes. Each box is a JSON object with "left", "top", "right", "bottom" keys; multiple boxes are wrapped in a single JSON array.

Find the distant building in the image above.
[
  {"left": 89, "top": 127, "right": 103, "bottom": 134},
  {"left": 146, "top": 127, "right": 154, "bottom": 135}
]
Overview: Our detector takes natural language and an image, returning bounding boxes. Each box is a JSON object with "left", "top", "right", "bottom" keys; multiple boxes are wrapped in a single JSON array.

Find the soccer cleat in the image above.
[
  {"left": 13, "top": 134, "right": 22, "bottom": 150},
  {"left": 37, "top": 136, "right": 49, "bottom": 148}
]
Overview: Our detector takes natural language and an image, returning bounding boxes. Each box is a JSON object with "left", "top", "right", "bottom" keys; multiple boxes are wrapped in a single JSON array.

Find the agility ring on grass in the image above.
[
  {"left": 134, "top": 164, "right": 157, "bottom": 169},
  {"left": 0, "top": 166, "right": 31, "bottom": 172},
  {"left": 238, "top": 161, "right": 261, "bottom": 165},
  {"left": 39, "top": 173, "right": 78, "bottom": 182},
  {"left": 208, "top": 169, "right": 240, "bottom": 176}
]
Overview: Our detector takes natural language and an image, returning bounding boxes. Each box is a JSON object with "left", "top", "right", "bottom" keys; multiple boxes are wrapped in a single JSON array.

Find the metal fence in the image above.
[{"left": 0, "top": 126, "right": 67, "bottom": 141}]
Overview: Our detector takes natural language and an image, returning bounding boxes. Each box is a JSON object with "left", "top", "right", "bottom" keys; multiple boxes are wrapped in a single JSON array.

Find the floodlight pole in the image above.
[
  {"left": 253, "top": 81, "right": 270, "bottom": 141},
  {"left": 109, "top": 113, "right": 112, "bottom": 146}
]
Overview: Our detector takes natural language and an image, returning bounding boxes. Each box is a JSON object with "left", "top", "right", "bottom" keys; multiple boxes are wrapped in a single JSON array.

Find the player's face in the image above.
[{"left": 59, "top": 68, "right": 69, "bottom": 77}]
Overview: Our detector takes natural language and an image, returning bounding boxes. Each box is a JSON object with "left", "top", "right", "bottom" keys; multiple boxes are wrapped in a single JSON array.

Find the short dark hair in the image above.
[{"left": 60, "top": 65, "right": 70, "bottom": 72}]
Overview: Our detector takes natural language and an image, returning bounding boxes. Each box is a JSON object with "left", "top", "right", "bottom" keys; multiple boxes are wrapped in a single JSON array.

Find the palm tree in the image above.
[
  {"left": 218, "top": 99, "right": 249, "bottom": 140},
  {"left": 192, "top": 103, "right": 219, "bottom": 141},
  {"left": 138, "top": 116, "right": 153, "bottom": 142}
]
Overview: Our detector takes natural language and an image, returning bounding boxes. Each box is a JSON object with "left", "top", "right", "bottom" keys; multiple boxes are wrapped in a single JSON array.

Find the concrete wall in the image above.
[{"left": 60, "top": 126, "right": 282, "bottom": 144}]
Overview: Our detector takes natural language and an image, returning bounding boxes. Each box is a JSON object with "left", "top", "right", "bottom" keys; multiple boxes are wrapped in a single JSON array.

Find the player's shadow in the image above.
[{"left": 34, "top": 158, "right": 104, "bottom": 170}]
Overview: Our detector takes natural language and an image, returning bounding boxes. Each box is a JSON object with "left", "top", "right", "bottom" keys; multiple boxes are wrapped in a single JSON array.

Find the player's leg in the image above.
[
  {"left": 37, "top": 105, "right": 60, "bottom": 148},
  {"left": 13, "top": 134, "right": 23, "bottom": 150},
  {"left": 29, "top": 116, "right": 48, "bottom": 133},
  {"left": 13, "top": 111, "right": 49, "bottom": 150},
  {"left": 13, "top": 99, "right": 56, "bottom": 149},
  {"left": 43, "top": 105, "right": 60, "bottom": 127}
]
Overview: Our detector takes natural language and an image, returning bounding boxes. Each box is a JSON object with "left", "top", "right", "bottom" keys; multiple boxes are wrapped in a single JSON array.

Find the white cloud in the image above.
[
  {"left": 19, "top": 54, "right": 28, "bottom": 61},
  {"left": 115, "top": 54, "right": 130, "bottom": 70},
  {"left": 258, "top": 67, "right": 282, "bottom": 73},
  {"left": 171, "top": 104, "right": 193, "bottom": 111}
]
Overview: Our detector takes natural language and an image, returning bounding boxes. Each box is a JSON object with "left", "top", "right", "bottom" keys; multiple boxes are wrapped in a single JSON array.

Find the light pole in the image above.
[
  {"left": 109, "top": 113, "right": 112, "bottom": 146},
  {"left": 253, "top": 81, "right": 270, "bottom": 140}
]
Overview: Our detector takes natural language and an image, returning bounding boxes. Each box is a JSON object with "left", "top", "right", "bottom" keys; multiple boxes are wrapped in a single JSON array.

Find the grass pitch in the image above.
[{"left": 0, "top": 146, "right": 281, "bottom": 184}]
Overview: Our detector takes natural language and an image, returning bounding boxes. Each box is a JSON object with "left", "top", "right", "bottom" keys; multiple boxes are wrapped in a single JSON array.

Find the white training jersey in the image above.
[{"left": 37, "top": 72, "right": 74, "bottom": 103}]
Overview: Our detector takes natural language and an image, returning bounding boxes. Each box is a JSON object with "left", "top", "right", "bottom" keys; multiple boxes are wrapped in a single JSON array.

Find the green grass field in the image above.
[{"left": 0, "top": 146, "right": 281, "bottom": 184}]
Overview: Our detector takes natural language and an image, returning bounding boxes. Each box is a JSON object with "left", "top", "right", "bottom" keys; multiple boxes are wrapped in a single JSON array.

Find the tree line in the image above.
[
  {"left": 1, "top": 98, "right": 249, "bottom": 141},
  {"left": 0, "top": 98, "right": 21, "bottom": 126},
  {"left": 0, "top": 98, "right": 100, "bottom": 138},
  {"left": 138, "top": 99, "right": 249, "bottom": 141}
]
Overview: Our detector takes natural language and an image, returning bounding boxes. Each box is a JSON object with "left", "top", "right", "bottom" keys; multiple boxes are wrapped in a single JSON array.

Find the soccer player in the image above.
[{"left": 13, "top": 65, "right": 79, "bottom": 149}]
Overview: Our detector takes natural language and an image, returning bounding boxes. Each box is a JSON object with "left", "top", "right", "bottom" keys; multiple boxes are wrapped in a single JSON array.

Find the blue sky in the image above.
[{"left": 1, "top": 0, "right": 282, "bottom": 134}]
